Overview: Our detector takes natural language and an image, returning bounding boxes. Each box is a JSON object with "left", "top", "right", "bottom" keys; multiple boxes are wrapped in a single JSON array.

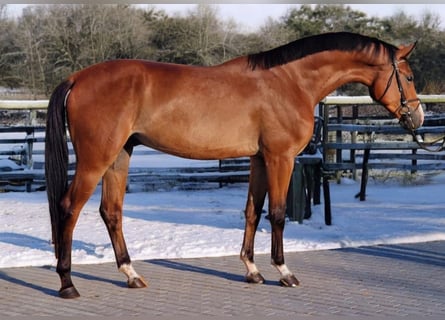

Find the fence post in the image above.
[
  {"left": 321, "top": 102, "right": 336, "bottom": 165},
  {"left": 25, "top": 127, "right": 34, "bottom": 169},
  {"left": 356, "top": 148, "right": 370, "bottom": 201},
  {"left": 351, "top": 105, "right": 359, "bottom": 180},
  {"left": 29, "top": 110, "right": 38, "bottom": 126},
  {"left": 411, "top": 135, "right": 417, "bottom": 174},
  {"left": 336, "top": 104, "right": 343, "bottom": 167}
]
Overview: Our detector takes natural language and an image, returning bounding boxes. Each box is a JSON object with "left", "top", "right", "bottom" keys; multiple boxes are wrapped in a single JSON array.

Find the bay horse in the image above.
[{"left": 45, "top": 32, "right": 424, "bottom": 298}]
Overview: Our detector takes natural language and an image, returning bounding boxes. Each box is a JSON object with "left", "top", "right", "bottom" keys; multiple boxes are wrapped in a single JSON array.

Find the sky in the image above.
[
  {"left": 155, "top": 3, "right": 445, "bottom": 31},
  {"left": 5, "top": 3, "right": 445, "bottom": 31}
]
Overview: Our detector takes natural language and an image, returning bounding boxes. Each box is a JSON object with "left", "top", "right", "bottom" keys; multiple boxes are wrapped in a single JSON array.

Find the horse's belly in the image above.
[{"left": 135, "top": 130, "right": 258, "bottom": 160}]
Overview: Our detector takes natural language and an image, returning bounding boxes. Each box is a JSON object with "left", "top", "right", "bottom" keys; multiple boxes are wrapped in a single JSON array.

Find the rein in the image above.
[{"left": 382, "top": 60, "right": 445, "bottom": 152}]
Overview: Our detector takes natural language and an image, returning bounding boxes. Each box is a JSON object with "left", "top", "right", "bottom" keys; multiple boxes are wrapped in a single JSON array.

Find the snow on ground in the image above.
[{"left": 1, "top": 172, "right": 445, "bottom": 269}]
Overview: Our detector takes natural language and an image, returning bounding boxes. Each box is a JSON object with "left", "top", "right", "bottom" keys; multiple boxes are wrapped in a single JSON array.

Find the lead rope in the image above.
[{"left": 411, "top": 130, "right": 445, "bottom": 152}]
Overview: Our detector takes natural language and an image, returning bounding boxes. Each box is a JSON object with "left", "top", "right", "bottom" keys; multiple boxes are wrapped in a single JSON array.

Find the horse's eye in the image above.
[{"left": 406, "top": 75, "right": 414, "bottom": 82}]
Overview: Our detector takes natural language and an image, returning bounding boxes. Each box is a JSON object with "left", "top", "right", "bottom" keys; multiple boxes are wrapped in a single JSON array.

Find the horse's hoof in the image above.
[
  {"left": 128, "top": 277, "right": 148, "bottom": 289},
  {"left": 245, "top": 272, "right": 265, "bottom": 284},
  {"left": 280, "top": 274, "right": 300, "bottom": 287},
  {"left": 59, "top": 286, "right": 80, "bottom": 299}
]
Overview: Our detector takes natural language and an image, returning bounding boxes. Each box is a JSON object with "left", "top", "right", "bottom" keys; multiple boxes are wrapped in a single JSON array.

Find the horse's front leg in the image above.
[
  {"left": 265, "top": 154, "right": 300, "bottom": 287},
  {"left": 100, "top": 147, "right": 148, "bottom": 289},
  {"left": 240, "top": 155, "right": 268, "bottom": 283}
]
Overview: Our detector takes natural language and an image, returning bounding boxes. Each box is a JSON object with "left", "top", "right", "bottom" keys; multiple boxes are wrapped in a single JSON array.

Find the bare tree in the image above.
[
  {"left": 17, "top": 6, "right": 50, "bottom": 97},
  {"left": 0, "top": 5, "right": 22, "bottom": 88},
  {"left": 14, "top": 4, "right": 153, "bottom": 95},
  {"left": 4, "top": 3, "right": 445, "bottom": 96}
]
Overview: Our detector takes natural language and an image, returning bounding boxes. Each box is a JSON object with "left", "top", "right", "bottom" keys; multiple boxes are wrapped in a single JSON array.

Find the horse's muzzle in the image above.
[{"left": 398, "top": 102, "right": 424, "bottom": 131}]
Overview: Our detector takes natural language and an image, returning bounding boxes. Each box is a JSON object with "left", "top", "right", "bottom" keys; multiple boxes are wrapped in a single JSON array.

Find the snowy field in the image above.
[{"left": 1, "top": 169, "right": 444, "bottom": 269}]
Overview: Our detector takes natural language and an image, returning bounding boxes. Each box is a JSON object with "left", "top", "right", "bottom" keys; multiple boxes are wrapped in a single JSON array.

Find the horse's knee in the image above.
[{"left": 268, "top": 208, "right": 286, "bottom": 227}]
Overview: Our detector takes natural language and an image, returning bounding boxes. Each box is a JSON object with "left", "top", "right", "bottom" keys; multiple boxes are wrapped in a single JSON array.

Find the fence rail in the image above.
[
  {"left": 0, "top": 100, "right": 48, "bottom": 110},
  {"left": 321, "top": 94, "right": 445, "bottom": 105}
]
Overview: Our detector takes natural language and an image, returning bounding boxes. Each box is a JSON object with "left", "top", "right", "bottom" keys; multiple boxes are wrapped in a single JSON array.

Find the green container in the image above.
[{"left": 286, "top": 162, "right": 306, "bottom": 223}]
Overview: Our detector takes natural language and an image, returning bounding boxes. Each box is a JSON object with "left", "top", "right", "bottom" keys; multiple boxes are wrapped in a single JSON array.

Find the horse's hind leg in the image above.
[
  {"left": 100, "top": 146, "right": 147, "bottom": 289},
  {"left": 57, "top": 170, "right": 104, "bottom": 298},
  {"left": 240, "top": 155, "right": 268, "bottom": 283}
]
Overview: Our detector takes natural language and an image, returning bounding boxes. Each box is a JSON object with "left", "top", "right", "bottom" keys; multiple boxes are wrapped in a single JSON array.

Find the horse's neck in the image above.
[{"left": 287, "top": 51, "right": 383, "bottom": 104}]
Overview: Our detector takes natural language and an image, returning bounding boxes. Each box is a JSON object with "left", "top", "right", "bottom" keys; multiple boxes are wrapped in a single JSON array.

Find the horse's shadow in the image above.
[
  {"left": 0, "top": 265, "right": 127, "bottom": 298},
  {"left": 0, "top": 232, "right": 122, "bottom": 297},
  {"left": 145, "top": 259, "right": 279, "bottom": 286},
  {"left": 147, "top": 259, "right": 245, "bottom": 282},
  {"left": 0, "top": 269, "right": 59, "bottom": 297},
  {"left": 0, "top": 232, "right": 106, "bottom": 258},
  {"left": 0, "top": 258, "right": 277, "bottom": 298}
]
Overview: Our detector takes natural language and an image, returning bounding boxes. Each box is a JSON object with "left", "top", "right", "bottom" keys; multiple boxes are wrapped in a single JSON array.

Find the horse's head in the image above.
[{"left": 369, "top": 42, "right": 424, "bottom": 131}]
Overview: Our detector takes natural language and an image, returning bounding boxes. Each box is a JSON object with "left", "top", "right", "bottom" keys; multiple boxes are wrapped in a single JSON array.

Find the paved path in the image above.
[{"left": 1, "top": 241, "right": 444, "bottom": 316}]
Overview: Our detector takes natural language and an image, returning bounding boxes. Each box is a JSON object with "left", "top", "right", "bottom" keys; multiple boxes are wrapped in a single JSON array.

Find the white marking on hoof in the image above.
[
  {"left": 242, "top": 259, "right": 260, "bottom": 276},
  {"left": 119, "top": 263, "right": 141, "bottom": 283},
  {"left": 273, "top": 262, "right": 292, "bottom": 278}
]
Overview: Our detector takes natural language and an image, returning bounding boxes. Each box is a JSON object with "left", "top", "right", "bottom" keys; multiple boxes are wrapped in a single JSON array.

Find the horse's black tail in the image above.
[{"left": 45, "top": 80, "right": 73, "bottom": 259}]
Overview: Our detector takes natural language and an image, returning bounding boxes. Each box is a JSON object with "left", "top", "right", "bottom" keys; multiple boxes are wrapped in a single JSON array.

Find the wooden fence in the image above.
[
  {"left": 1, "top": 96, "right": 445, "bottom": 196},
  {"left": 320, "top": 94, "right": 445, "bottom": 200}
]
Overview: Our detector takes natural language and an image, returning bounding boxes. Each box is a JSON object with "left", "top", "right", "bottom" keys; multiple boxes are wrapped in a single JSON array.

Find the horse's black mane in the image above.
[{"left": 248, "top": 32, "right": 398, "bottom": 70}]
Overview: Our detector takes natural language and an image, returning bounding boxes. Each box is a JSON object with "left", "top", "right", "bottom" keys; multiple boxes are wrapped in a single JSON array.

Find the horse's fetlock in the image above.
[{"left": 240, "top": 249, "right": 253, "bottom": 262}]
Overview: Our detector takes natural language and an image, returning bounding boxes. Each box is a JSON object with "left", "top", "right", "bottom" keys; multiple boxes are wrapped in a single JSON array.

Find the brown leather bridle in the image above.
[
  {"left": 378, "top": 60, "right": 445, "bottom": 152},
  {"left": 376, "top": 60, "right": 421, "bottom": 130}
]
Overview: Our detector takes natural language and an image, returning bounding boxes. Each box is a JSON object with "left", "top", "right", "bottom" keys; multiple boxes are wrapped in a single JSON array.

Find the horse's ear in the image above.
[{"left": 396, "top": 42, "right": 417, "bottom": 60}]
